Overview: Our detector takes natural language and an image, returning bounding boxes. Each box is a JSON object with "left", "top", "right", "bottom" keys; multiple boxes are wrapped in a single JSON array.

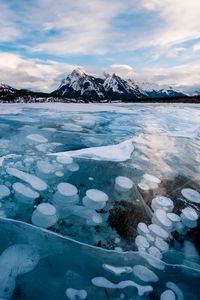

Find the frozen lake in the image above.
[{"left": 0, "top": 103, "right": 200, "bottom": 299}]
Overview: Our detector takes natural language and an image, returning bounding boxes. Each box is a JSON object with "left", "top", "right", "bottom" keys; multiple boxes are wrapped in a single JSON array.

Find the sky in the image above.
[{"left": 0, "top": 0, "right": 200, "bottom": 92}]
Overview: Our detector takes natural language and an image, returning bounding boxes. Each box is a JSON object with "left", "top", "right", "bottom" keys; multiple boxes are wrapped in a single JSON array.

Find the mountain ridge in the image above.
[
  {"left": 52, "top": 69, "right": 187, "bottom": 100},
  {"left": 1, "top": 68, "right": 199, "bottom": 103}
]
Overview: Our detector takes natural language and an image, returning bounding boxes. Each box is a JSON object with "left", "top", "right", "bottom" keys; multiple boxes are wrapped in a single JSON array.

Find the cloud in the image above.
[
  {"left": 139, "top": 0, "right": 200, "bottom": 47},
  {"left": 0, "top": 52, "right": 79, "bottom": 91},
  {"left": 106, "top": 64, "right": 136, "bottom": 77},
  {"left": 18, "top": 0, "right": 125, "bottom": 55},
  {"left": 0, "top": 3, "right": 21, "bottom": 42},
  {"left": 133, "top": 63, "right": 200, "bottom": 90},
  {"left": 1, "top": 0, "right": 200, "bottom": 56},
  {"left": 192, "top": 43, "right": 200, "bottom": 53}
]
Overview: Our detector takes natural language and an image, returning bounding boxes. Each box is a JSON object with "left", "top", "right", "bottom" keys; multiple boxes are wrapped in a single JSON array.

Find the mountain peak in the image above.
[{"left": 71, "top": 68, "right": 87, "bottom": 77}]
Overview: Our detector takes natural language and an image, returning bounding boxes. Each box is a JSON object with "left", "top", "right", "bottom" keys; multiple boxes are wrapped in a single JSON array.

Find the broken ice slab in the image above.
[{"left": 52, "top": 138, "right": 134, "bottom": 162}]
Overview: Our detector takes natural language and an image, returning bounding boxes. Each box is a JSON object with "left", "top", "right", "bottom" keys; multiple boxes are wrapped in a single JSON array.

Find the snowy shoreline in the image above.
[{"left": 1, "top": 102, "right": 200, "bottom": 115}]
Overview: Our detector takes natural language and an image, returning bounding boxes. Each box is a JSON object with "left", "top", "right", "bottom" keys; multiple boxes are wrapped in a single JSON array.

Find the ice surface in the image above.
[
  {"left": 1, "top": 218, "right": 200, "bottom": 299},
  {"left": 0, "top": 243, "right": 39, "bottom": 299},
  {"left": 1, "top": 103, "right": 200, "bottom": 299},
  {"left": 27, "top": 134, "right": 48, "bottom": 143}
]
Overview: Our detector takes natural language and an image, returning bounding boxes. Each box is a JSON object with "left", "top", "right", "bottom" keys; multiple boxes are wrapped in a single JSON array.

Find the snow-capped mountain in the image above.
[
  {"left": 53, "top": 69, "right": 187, "bottom": 100},
  {"left": 0, "top": 83, "right": 52, "bottom": 103},
  {"left": 53, "top": 69, "right": 105, "bottom": 100},
  {"left": 103, "top": 73, "right": 146, "bottom": 99},
  {"left": 137, "top": 82, "right": 187, "bottom": 98},
  {"left": 0, "top": 83, "right": 16, "bottom": 93},
  {"left": 0, "top": 83, "right": 18, "bottom": 101}
]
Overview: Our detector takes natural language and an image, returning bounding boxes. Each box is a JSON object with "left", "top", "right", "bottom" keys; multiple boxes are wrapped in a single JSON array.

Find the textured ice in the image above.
[
  {"left": 148, "top": 224, "right": 169, "bottom": 240},
  {"left": 148, "top": 246, "right": 162, "bottom": 260},
  {"left": 1, "top": 103, "right": 200, "bottom": 299},
  {"left": 155, "top": 237, "right": 169, "bottom": 252},
  {"left": 115, "top": 176, "right": 133, "bottom": 192},
  {"left": 56, "top": 155, "right": 73, "bottom": 164},
  {"left": 153, "top": 209, "right": 173, "bottom": 231},
  {"left": 143, "top": 173, "right": 161, "bottom": 184},
  {"left": 13, "top": 182, "right": 39, "bottom": 202},
  {"left": 6, "top": 167, "right": 47, "bottom": 191},
  {"left": 36, "top": 160, "right": 58, "bottom": 178},
  {"left": 166, "top": 282, "right": 184, "bottom": 300},
  {"left": 0, "top": 184, "right": 10, "bottom": 199},
  {"left": 180, "top": 207, "right": 198, "bottom": 228},
  {"left": 160, "top": 289, "right": 176, "bottom": 300},
  {"left": 62, "top": 123, "right": 83, "bottom": 132},
  {"left": 92, "top": 277, "right": 153, "bottom": 296},
  {"left": 133, "top": 265, "right": 159, "bottom": 282},
  {"left": 66, "top": 288, "right": 87, "bottom": 300},
  {"left": 135, "top": 235, "right": 150, "bottom": 249},
  {"left": 57, "top": 182, "right": 78, "bottom": 197},
  {"left": 27, "top": 134, "right": 48, "bottom": 143},
  {"left": 102, "top": 264, "right": 132, "bottom": 276},
  {"left": 137, "top": 222, "right": 150, "bottom": 236},
  {"left": 0, "top": 243, "right": 39, "bottom": 299},
  {"left": 151, "top": 196, "right": 174, "bottom": 212},
  {"left": 181, "top": 188, "right": 200, "bottom": 204},
  {"left": 32, "top": 203, "right": 58, "bottom": 228}
]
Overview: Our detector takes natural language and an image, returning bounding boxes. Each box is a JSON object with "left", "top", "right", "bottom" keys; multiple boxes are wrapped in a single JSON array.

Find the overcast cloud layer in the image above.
[{"left": 0, "top": 0, "right": 200, "bottom": 92}]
